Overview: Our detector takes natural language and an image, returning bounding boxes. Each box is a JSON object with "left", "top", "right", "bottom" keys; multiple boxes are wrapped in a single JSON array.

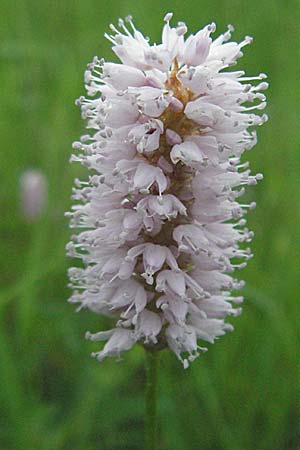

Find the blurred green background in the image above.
[{"left": 1, "top": 0, "right": 300, "bottom": 449}]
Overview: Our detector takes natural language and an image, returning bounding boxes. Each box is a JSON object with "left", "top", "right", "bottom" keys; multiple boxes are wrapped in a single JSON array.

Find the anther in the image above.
[
  {"left": 208, "top": 22, "right": 216, "bottom": 32},
  {"left": 109, "top": 23, "right": 119, "bottom": 33},
  {"left": 176, "top": 24, "right": 187, "bottom": 36},
  {"left": 164, "top": 12, "right": 173, "bottom": 23}
]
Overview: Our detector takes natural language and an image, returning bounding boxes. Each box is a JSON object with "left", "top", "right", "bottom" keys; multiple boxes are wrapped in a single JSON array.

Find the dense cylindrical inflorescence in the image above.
[{"left": 67, "top": 14, "right": 267, "bottom": 368}]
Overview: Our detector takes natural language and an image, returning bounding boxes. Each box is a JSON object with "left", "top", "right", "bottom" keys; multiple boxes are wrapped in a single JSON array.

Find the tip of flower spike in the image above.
[
  {"left": 85, "top": 331, "right": 92, "bottom": 340},
  {"left": 200, "top": 346, "right": 208, "bottom": 353},
  {"left": 233, "top": 296, "right": 244, "bottom": 304},
  {"left": 183, "top": 359, "right": 189, "bottom": 369},
  {"left": 245, "top": 35, "right": 253, "bottom": 44},
  {"left": 74, "top": 96, "right": 84, "bottom": 107},
  {"left": 208, "top": 22, "right": 216, "bottom": 33},
  {"left": 72, "top": 141, "right": 82, "bottom": 150},
  {"left": 225, "top": 323, "right": 235, "bottom": 332},
  {"left": 109, "top": 23, "right": 118, "bottom": 33},
  {"left": 257, "top": 101, "right": 267, "bottom": 110},
  {"left": 164, "top": 12, "right": 173, "bottom": 23},
  {"left": 233, "top": 308, "right": 243, "bottom": 317},
  {"left": 176, "top": 22, "right": 187, "bottom": 36},
  {"left": 259, "top": 82, "right": 269, "bottom": 91}
]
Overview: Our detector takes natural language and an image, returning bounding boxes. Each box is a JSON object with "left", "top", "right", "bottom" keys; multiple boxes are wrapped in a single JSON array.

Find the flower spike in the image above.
[{"left": 67, "top": 14, "right": 267, "bottom": 368}]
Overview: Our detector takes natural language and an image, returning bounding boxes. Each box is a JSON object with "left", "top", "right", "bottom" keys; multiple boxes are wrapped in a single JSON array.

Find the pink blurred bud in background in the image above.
[{"left": 20, "top": 169, "right": 48, "bottom": 221}]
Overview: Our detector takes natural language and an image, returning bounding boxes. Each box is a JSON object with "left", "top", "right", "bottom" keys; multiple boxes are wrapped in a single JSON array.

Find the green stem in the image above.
[{"left": 145, "top": 350, "right": 159, "bottom": 450}]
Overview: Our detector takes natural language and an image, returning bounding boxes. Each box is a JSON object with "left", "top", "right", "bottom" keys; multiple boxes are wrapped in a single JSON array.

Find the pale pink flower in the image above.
[{"left": 67, "top": 13, "right": 267, "bottom": 367}]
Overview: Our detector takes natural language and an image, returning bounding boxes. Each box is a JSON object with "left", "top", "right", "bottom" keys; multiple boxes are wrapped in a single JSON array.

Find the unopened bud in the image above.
[{"left": 20, "top": 169, "right": 47, "bottom": 221}]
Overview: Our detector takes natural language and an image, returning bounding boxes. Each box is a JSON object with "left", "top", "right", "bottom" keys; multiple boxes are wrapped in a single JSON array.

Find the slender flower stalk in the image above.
[
  {"left": 67, "top": 14, "right": 267, "bottom": 371},
  {"left": 145, "top": 350, "right": 159, "bottom": 450}
]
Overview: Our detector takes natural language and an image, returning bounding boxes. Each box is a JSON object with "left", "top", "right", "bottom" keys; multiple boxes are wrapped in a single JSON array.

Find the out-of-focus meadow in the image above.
[{"left": 1, "top": 0, "right": 299, "bottom": 449}]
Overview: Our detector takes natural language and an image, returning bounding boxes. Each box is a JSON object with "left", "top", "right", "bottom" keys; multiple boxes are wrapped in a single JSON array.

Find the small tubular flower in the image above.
[{"left": 67, "top": 13, "right": 267, "bottom": 368}]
